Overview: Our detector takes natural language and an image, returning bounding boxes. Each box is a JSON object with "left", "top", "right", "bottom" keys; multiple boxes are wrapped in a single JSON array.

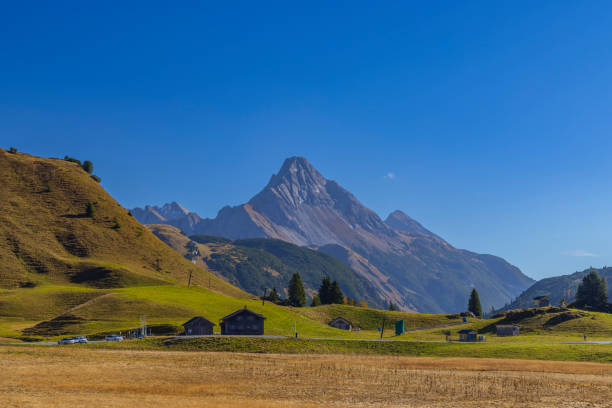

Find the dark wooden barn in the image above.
[
  {"left": 182, "top": 316, "right": 215, "bottom": 335},
  {"left": 329, "top": 317, "right": 352, "bottom": 331},
  {"left": 220, "top": 307, "right": 265, "bottom": 335}
]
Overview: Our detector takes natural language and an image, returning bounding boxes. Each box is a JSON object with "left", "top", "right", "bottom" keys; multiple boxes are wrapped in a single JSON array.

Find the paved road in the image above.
[
  {"left": 179, "top": 335, "right": 288, "bottom": 339},
  {"left": 14, "top": 340, "right": 107, "bottom": 346}
]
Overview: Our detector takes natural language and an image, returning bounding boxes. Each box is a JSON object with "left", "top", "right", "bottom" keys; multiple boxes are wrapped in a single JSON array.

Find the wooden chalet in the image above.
[
  {"left": 220, "top": 307, "right": 265, "bottom": 335},
  {"left": 182, "top": 316, "right": 215, "bottom": 335},
  {"left": 329, "top": 317, "right": 352, "bottom": 331}
]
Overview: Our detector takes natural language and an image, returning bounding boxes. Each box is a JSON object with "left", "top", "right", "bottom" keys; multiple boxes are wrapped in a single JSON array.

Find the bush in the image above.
[
  {"left": 112, "top": 219, "right": 121, "bottom": 230},
  {"left": 64, "top": 156, "right": 81, "bottom": 166},
  {"left": 82, "top": 160, "right": 93, "bottom": 174},
  {"left": 90, "top": 174, "right": 101, "bottom": 183},
  {"left": 86, "top": 202, "right": 96, "bottom": 218},
  {"left": 8, "top": 147, "right": 17, "bottom": 154}
]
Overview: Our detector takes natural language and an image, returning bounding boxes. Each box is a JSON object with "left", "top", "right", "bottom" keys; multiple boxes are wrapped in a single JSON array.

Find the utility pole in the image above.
[
  {"left": 380, "top": 319, "right": 385, "bottom": 340},
  {"left": 187, "top": 270, "right": 192, "bottom": 287}
]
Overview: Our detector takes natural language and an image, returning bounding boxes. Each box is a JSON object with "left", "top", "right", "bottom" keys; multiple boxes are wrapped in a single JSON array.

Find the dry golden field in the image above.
[{"left": 1, "top": 346, "right": 611, "bottom": 407}]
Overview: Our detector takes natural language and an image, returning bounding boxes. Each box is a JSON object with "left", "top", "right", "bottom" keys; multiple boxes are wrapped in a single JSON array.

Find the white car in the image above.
[
  {"left": 104, "top": 335, "right": 124, "bottom": 342},
  {"left": 58, "top": 337, "right": 76, "bottom": 345},
  {"left": 73, "top": 336, "right": 88, "bottom": 344}
]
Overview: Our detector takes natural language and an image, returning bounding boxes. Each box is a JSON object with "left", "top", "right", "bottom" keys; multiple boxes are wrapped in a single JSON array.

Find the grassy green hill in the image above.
[
  {"left": 0, "top": 148, "right": 241, "bottom": 296},
  {"left": 149, "top": 225, "right": 385, "bottom": 308}
]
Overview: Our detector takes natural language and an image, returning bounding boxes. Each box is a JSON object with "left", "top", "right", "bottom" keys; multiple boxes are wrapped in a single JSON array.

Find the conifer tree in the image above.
[
  {"left": 288, "top": 273, "right": 306, "bottom": 307},
  {"left": 329, "top": 280, "right": 344, "bottom": 304},
  {"left": 268, "top": 288, "right": 280, "bottom": 303},
  {"left": 468, "top": 288, "right": 482, "bottom": 317},
  {"left": 318, "top": 276, "right": 332, "bottom": 304},
  {"left": 575, "top": 270, "right": 609, "bottom": 311}
]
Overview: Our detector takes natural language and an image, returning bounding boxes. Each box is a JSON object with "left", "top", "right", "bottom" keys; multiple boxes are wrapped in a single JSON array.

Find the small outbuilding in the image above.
[
  {"left": 182, "top": 316, "right": 215, "bottom": 335},
  {"left": 533, "top": 296, "right": 550, "bottom": 307},
  {"left": 220, "top": 307, "right": 265, "bottom": 335},
  {"left": 496, "top": 324, "right": 520, "bottom": 337},
  {"left": 458, "top": 329, "right": 478, "bottom": 342},
  {"left": 329, "top": 317, "right": 353, "bottom": 331}
]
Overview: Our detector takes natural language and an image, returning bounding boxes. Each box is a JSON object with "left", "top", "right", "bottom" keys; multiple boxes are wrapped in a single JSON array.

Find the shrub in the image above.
[
  {"left": 64, "top": 156, "right": 81, "bottom": 165},
  {"left": 112, "top": 219, "right": 121, "bottom": 230},
  {"left": 310, "top": 295, "right": 321, "bottom": 307},
  {"left": 8, "top": 147, "right": 17, "bottom": 154},
  {"left": 91, "top": 175, "right": 101, "bottom": 183},
  {"left": 82, "top": 160, "right": 93, "bottom": 174},
  {"left": 86, "top": 202, "right": 96, "bottom": 218}
]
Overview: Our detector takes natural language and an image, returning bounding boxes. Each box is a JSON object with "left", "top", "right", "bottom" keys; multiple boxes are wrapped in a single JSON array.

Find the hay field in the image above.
[{"left": 1, "top": 346, "right": 610, "bottom": 407}]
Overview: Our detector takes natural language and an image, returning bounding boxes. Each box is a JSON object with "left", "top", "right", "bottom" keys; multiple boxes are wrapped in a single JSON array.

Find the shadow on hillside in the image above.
[{"left": 61, "top": 213, "right": 88, "bottom": 219}]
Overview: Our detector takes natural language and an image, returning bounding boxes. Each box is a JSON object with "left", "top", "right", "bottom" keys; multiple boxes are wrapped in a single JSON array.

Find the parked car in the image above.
[
  {"left": 73, "top": 336, "right": 88, "bottom": 344},
  {"left": 104, "top": 335, "right": 124, "bottom": 342},
  {"left": 58, "top": 337, "right": 76, "bottom": 345}
]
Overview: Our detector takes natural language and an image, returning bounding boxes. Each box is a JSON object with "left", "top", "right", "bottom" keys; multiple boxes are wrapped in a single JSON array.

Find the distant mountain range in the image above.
[
  {"left": 501, "top": 267, "right": 612, "bottom": 311},
  {"left": 132, "top": 157, "right": 534, "bottom": 312}
]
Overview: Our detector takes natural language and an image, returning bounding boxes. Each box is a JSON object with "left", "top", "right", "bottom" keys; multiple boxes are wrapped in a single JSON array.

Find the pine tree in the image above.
[
  {"left": 288, "top": 273, "right": 306, "bottom": 307},
  {"left": 268, "top": 288, "right": 280, "bottom": 303},
  {"left": 575, "top": 270, "right": 609, "bottom": 311},
  {"left": 388, "top": 302, "right": 397, "bottom": 311},
  {"left": 310, "top": 295, "right": 321, "bottom": 307},
  {"left": 318, "top": 276, "right": 332, "bottom": 304},
  {"left": 329, "top": 280, "right": 344, "bottom": 304},
  {"left": 468, "top": 288, "right": 482, "bottom": 317}
]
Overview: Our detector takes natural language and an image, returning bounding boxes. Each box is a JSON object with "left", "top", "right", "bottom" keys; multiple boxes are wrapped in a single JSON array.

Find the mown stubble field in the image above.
[{"left": 1, "top": 346, "right": 611, "bottom": 407}]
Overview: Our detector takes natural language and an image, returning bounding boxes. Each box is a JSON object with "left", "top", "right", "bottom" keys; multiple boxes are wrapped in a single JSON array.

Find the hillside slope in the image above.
[
  {"left": 502, "top": 267, "right": 612, "bottom": 311},
  {"left": 147, "top": 224, "right": 385, "bottom": 308},
  {"left": 0, "top": 148, "right": 251, "bottom": 341},
  {"left": 133, "top": 157, "right": 533, "bottom": 313}
]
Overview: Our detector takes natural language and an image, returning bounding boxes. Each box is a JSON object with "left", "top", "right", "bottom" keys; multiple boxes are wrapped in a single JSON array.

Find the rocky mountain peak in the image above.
[
  {"left": 159, "top": 201, "right": 190, "bottom": 219},
  {"left": 255, "top": 156, "right": 330, "bottom": 209}
]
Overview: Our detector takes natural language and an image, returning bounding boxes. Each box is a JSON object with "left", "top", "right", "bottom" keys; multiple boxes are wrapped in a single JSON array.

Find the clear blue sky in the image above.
[{"left": 2, "top": 1, "right": 612, "bottom": 280}]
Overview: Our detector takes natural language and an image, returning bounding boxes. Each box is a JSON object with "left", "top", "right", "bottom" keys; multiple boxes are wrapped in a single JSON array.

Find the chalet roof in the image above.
[
  {"left": 221, "top": 307, "right": 265, "bottom": 322},
  {"left": 182, "top": 316, "right": 215, "bottom": 327},
  {"left": 329, "top": 317, "right": 352, "bottom": 325},
  {"left": 458, "top": 329, "right": 477, "bottom": 334},
  {"left": 496, "top": 324, "right": 519, "bottom": 328}
]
